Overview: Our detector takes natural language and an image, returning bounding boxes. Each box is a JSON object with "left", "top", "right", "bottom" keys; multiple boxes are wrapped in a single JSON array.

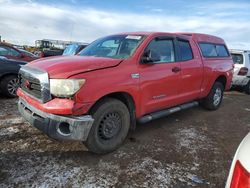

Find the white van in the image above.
[{"left": 230, "top": 50, "right": 250, "bottom": 94}]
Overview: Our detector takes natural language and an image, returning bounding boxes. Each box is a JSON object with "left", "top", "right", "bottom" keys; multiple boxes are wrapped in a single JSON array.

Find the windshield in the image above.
[
  {"left": 20, "top": 49, "right": 37, "bottom": 57},
  {"left": 79, "top": 35, "right": 144, "bottom": 59},
  {"left": 63, "top": 44, "right": 79, "bottom": 55}
]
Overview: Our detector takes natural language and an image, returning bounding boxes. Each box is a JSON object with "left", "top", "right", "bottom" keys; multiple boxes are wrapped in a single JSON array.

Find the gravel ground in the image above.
[{"left": 0, "top": 91, "right": 250, "bottom": 187}]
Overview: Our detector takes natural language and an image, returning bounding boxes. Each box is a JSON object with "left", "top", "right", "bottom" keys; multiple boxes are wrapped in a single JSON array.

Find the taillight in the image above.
[
  {"left": 230, "top": 160, "right": 250, "bottom": 188},
  {"left": 238, "top": 67, "right": 248, "bottom": 76}
]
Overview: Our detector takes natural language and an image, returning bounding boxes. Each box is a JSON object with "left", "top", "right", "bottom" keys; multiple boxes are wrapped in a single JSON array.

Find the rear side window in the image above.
[
  {"left": 231, "top": 53, "right": 243, "bottom": 64},
  {"left": 199, "top": 43, "right": 217, "bottom": 57},
  {"left": 178, "top": 40, "right": 193, "bottom": 61},
  {"left": 216, "top": 45, "right": 229, "bottom": 57},
  {"left": 199, "top": 43, "right": 229, "bottom": 58}
]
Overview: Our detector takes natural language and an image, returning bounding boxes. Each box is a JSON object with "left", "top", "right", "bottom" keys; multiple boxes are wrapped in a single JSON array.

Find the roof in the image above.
[
  {"left": 230, "top": 49, "right": 250, "bottom": 53},
  {"left": 179, "top": 32, "right": 225, "bottom": 44},
  {"left": 111, "top": 31, "right": 225, "bottom": 44}
]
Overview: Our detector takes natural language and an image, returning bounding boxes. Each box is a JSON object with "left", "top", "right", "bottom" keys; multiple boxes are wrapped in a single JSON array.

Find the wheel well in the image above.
[
  {"left": 0, "top": 73, "right": 18, "bottom": 83},
  {"left": 215, "top": 75, "right": 227, "bottom": 88},
  {"left": 89, "top": 92, "right": 137, "bottom": 130}
]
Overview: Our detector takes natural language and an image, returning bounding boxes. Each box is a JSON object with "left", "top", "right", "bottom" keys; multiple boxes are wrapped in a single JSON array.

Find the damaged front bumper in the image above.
[{"left": 18, "top": 98, "right": 94, "bottom": 141}]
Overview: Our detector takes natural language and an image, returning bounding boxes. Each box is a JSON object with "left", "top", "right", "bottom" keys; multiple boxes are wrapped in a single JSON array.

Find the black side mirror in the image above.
[{"left": 142, "top": 50, "right": 161, "bottom": 63}]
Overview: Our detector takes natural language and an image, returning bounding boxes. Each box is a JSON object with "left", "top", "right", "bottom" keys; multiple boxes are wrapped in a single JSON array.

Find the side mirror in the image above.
[{"left": 142, "top": 50, "right": 161, "bottom": 64}]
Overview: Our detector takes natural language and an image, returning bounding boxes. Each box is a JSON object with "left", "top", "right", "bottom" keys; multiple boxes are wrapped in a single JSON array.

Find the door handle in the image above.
[{"left": 172, "top": 67, "right": 181, "bottom": 73}]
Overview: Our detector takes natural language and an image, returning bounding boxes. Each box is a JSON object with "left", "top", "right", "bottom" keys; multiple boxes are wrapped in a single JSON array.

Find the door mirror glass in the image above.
[{"left": 142, "top": 50, "right": 161, "bottom": 63}]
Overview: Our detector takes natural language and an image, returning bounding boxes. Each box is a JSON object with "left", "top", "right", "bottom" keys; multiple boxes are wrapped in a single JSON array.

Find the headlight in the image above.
[{"left": 50, "top": 79, "right": 85, "bottom": 97}]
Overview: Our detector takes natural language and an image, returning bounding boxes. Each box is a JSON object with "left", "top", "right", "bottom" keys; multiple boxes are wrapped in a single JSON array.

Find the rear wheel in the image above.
[
  {"left": 84, "top": 98, "right": 130, "bottom": 154},
  {"left": 0, "top": 75, "right": 19, "bottom": 98},
  {"left": 200, "top": 82, "right": 224, "bottom": 110}
]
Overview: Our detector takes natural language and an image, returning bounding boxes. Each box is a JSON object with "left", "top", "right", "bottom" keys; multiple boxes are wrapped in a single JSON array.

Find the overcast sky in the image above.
[{"left": 1, "top": 0, "right": 250, "bottom": 49}]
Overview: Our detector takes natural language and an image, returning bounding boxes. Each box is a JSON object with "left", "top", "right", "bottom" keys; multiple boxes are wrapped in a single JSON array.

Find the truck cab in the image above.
[{"left": 17, "top": 32, "right": 233, "bottom": 154}]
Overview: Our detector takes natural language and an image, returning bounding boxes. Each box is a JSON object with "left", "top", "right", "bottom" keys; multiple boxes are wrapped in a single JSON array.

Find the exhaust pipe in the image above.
[{"left": 138, "top": 101, "right": 199, "bottom": 124}]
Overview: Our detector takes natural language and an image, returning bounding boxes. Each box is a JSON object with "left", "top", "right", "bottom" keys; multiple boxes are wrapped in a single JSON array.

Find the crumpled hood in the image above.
[{"left": 27, "top": 56, "right": 122, "bottom": 78}]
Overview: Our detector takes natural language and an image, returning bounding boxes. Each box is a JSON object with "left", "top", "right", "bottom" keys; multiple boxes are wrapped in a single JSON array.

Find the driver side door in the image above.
[{"left": 139, "top": 36, "right": 182, "bottom": 115}]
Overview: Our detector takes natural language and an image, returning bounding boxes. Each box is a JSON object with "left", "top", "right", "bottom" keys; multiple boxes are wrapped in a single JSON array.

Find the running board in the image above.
[{"left": 138, "top": 101, "right": 199, "bottom": 124}]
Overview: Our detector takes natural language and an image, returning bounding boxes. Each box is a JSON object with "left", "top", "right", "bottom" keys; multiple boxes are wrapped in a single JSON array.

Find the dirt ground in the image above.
[{"left": 0, "top": 91, "right": 250, "bottom": 187}]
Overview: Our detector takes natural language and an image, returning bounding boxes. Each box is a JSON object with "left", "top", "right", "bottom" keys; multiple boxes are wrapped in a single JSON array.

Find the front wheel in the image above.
[
  {"left": 200, "top": 82, "right": 224, "bottom": 110},
  {"left": 84, "top": 98, "right": 130, "bottom": 154},
  {"left": 0, "top": 75, "right": 19, "bottom": 98}
]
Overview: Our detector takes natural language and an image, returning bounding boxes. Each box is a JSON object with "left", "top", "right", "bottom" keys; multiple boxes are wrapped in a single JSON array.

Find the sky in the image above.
[{"left": 0, "top": 0, "right": 250, "bottom": 49}]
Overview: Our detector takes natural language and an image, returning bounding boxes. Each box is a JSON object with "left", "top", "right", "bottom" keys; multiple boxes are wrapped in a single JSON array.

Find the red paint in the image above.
[
  {"left": 18, "top": 32, "right": 233, "bottom": 118},
  {"left": 17, "top": 89, "right": 74, "bottom": 115}
]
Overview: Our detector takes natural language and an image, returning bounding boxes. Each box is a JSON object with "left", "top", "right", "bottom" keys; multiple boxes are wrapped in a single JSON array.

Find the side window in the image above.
[
  {"left": 0, "top": 46, "right": 20, "bottom": 57},
  {"left": 199, "top": 43, "right": 217, "bottom": 57},
  {"left": 145, "top": 38, "right": 175, "bottom": 63},
  {"left": 0, "top": 46, "right": 8, "bottom": 56},
  {"left": 178, "top": 40, "right": 193, "bottom": 61},
  {"left": 199, "top": 43, "right": 229, "bottom": 58},
  {"left": 216, "top": 45, "right": 229, "bottom": 57},
  {"left": 8, "top": 48, "right": 20, "bottom": 57},
  {"left": 231, "top": 53, "right": 243, "bottom": 64}
]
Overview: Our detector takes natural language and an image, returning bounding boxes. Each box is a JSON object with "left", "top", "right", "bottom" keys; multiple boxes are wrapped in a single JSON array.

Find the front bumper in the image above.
[{"left": 18, "top": 98, "right": 94, "bottom": 141}]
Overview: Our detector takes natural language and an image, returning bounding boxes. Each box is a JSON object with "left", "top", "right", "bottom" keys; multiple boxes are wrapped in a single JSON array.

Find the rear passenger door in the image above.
[{"left": 176, "top": 38, "right": 203, "bottom": 102}]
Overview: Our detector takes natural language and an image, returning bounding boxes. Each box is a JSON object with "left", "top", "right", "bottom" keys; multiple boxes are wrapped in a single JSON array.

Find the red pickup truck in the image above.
[{"left": 17, "top": 32, "right": 233, "bottom": 154}]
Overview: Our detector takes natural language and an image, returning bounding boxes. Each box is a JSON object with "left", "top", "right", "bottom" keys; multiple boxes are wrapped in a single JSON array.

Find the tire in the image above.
[
  {"left": 245, "top": 81, "right": 250, "bottom": 94},
  {"left": 0, "top": 75, "right": 19, "bottom": 98},
  {"left": 84, "top": 98, "right": 130, "bottom": 154},
  {"left": 200, "top": 82, "right": 224, "bottom": 111}
]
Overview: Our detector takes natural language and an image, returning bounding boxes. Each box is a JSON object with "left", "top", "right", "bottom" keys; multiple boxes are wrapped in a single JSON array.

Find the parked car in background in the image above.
[
  {"left": 63, "top": 44, "right": 88, "bottom": 55},
  {"left": 0, "top": 57, "right": 27, "bottom": 97},
  {"left": 17, "top": 32, "right": 233, "bottom": 154},
  {"left": 226, "top": 132, "right": 250, "bottom": 188},
  {"left": 19, "top": 49, "right": 39, "bottom": 59},
  {"left": 0, "top": 43, "right": 38, "bottom": 62},
  {"left": 230, "top": 50, "right": 250, "bottom": 94}
]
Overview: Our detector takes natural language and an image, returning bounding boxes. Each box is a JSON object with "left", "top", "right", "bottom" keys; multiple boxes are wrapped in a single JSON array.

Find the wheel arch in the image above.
[
  {"left": 88, "top": 91, "right": 137, "bottom": 130},
  {"left": 215, "top": 75, "right": 227, "bottom": 89},
  {"left": 0, "top": 73, "right": 18, "bottom": 81}
]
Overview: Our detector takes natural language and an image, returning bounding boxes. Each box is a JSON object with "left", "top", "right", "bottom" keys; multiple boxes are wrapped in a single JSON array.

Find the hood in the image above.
[{"left": 27, "top": 55, "right": 122, "bottom": 78}]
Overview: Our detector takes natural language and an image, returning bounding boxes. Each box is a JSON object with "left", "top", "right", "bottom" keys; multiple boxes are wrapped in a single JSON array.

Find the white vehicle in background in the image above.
[
  {"left": 226, "top": 132, "right": 250, "bottom": 188},
  {"left": 230, "top": 50, "right": 250, "bottom": 94}
]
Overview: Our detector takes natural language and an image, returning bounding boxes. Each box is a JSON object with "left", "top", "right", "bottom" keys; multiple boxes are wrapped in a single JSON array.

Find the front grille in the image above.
[
  {"left": 19, "top": 66, "right": 51, "bottom": 103},
  {"left": 20, "top": 74, "right": 42, "bottom": 99}
]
